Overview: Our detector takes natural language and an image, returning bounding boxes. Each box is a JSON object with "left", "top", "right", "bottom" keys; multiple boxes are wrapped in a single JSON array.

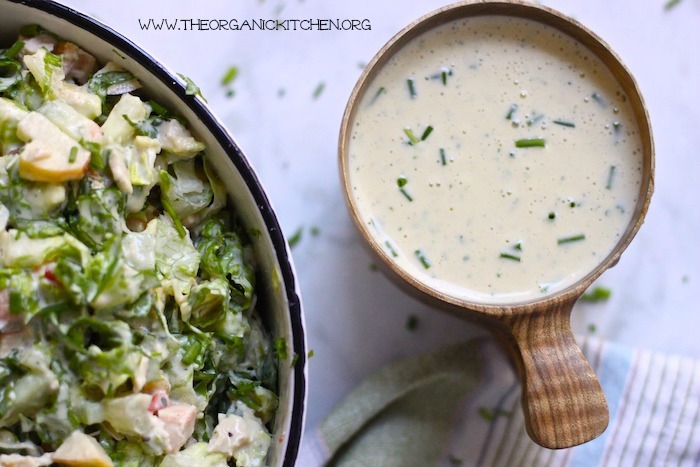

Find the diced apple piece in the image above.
[
  {"left": 39, "top": 101, "right": 104, "bottom": 145},
  {"left": 23, "top": 47, "right": 65, "bottom": 93},
  {"left": 101, "top": 94, "right": 149, "bottom": 145},
  {"left": 54, "top": 82, "right": 103, "bottom": 119},
  {"left": 16, "top": 112, "right": 90, "bottom": 182},
  {"left": 157, "top": 403, "right": 197, "bottom": 453},
  {"left": 52, "top": 431, "right": 114, "bottom": 467},
  {"left": 0, "top": 97, "right": 28, "bottom": 124}
]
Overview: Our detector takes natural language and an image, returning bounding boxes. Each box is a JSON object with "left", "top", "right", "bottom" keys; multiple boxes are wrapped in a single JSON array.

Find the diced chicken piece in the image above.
[
  {"left": 208, "top": 409, "right": 271, "bottom": 466},
  {"left": 21, "top": 33, "right": 56, "bottom": 54},
  {"left": 16, "top": 112, "right": 90, "bottom": 182},
  {"left": 157, "top": 403, "right": 197, "bottom": 453},
  {"left": 52, "top": 431, "right": 114, "bottom": 467},
  {"left": 156, "top": 119, "right": 205, "bottom": 158},
  {"left": 54, "top": 41, "right": 97, "bottom": 84},
  {"left": 0, "top": 453, "right": 53, "bottom": 467},
  {"left": 107, "top": 147, "right": 133, "bottom": 194}
]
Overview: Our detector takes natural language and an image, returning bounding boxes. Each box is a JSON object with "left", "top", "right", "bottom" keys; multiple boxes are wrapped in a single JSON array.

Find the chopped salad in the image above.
[{"left": 0, "top": 26, "right": 278, "bottom": 466}]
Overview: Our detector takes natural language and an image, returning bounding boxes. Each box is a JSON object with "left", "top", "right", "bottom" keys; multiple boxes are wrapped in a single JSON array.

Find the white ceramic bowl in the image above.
[{"left": 0, "top": 0, "right": 306, "bottom": 464}]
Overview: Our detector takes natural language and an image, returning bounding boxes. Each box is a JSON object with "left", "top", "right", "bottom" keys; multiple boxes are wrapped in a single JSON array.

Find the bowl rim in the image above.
[{"left": 2, "top": 0, "right": 306, "bottom": 464}]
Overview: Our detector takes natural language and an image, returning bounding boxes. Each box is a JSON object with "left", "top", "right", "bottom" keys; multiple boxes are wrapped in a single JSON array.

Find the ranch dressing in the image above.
[{"left": 348, "top": 15, "right": 643, "bottom": 304}]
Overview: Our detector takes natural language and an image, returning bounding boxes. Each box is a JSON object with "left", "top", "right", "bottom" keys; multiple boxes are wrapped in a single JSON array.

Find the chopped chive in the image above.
[
  {"left": 177, "top": 73, "right": 207, "bottom": 102},
  {"left": 557, "top": 234, "right": 586, "bottom": 245},
  {"left": 478, "top": 406, "right": 511, "bottom": 422},
  {"left": 548, "top": 212, "right": 556, "bottom": 220},
  {"left": 5, "top": 40, "right": 24, "bottom": 59},
  {"left": 514, "top": 241, "right": 523, "bottom": 251},
  {"left": 580, "top": 286, "right": 612, "bottom": 303},
  {"left": 308, "top": 349, "right": 315, "bottom": 359},
  {"left": 664, "top": 0, "right": 682, "bottom": 10},
  {"left": 591, "top": 92, "right": 606, "bottom": 106},
  {"left": 439, "top": 148, "right": 447, "bottom": 166},
  {"left": 500, "top": 252, "right": 521, "bottom": 262},
  {"left": 274, "top": 337, "right": 288, "bottom": 360},
  {"left": 291, "top": 354, "right": 299, "bottom": 368},
  {"left": 288, "top": 226, "right": 303, "bottom": 248},
  {"left": 312, "top": 81, "right": 325, "bottom": 99},
  {"left": 407, "top": 78, "right": 416, "bottom": 98},
  {"left": 68, "top": 146, "right": 78, "bottom": 163},
  {"left": 403, "top": 128, "right": 420, "bottom": 145},
  {"left": 526, "top": 113, "right": 544, "bottom": 126},
  {"left": 606, "top": 165, "right": 616, "bottom": 189},
  {"left": 221, "top": 66, "right": 239, "bottom": 86},
  {"left": 397, "top": 177, "right": 412, "bottom": 201},
  {"left": 370, "top": 86, "right": 386, "bottom": 104},
  {"left": 612, "top": 121, "right": 622, "bottom": 133},
  {"left": 588, "top": 323, "right": 598, "bottom": 333},
  {"left": 553, "top": 119, "right": 576, "bottom": 128},
  {"left": 441, "top": 70, "right": 448, "bottom": 85},
  {"left": 384, "top": 240, "right": 398, "bottom": 257},
  {"left": 505, "top": 103, "right": 518, "bottom": 120},
  {"left": 406, "top": 314, "right": 419, "bottom": 331},
  {"left": 420, "top": 125, "right": 433, "bottom": 141},
  {"left": 515, "top": 138, "right": 545, "bottom": 148},
  {"left": 415, "top": 249, "right": 431, "bottom": 269}
]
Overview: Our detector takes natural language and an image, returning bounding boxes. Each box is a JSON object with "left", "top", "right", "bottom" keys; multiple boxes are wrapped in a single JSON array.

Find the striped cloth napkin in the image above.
[{"left": 298, "top": 337, "right": 700, "bottom": 466}]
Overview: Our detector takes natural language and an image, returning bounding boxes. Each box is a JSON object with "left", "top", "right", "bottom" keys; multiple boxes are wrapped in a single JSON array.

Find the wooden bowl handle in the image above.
[{"left": 500, "top": 299, "right": 609, "bottom": 449}]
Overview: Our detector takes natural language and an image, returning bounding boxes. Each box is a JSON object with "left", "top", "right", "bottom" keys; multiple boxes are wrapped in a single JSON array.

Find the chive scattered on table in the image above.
[
  {"left": 581, "top": 286, "right": 612, "bottom": 303},
  {"left": 505, "top": 103, "right": 518, "bottom": 120},
  {"left": 439, "top": 148, "right": 447, "bottom": 166},
  {"left": 526, "top": 112, "right": 544, "bottom": 126},
  {"left": 403, "top": 128, "right": 420, "bottom": 145}
]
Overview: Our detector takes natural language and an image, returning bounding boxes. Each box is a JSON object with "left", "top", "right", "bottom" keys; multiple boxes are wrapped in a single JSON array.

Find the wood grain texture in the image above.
[{"left": 498, "top": 298, "right": 609, "bottom": 449}]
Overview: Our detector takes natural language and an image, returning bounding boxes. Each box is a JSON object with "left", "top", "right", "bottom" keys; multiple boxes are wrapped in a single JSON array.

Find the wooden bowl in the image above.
[{"left": 339, "top": 0, "right": 653, "bottom": 449}]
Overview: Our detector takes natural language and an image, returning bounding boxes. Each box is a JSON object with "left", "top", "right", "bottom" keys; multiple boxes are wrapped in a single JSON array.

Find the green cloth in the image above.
[{"left": 320, "top": 341, "right": 482, "bottom": 466}]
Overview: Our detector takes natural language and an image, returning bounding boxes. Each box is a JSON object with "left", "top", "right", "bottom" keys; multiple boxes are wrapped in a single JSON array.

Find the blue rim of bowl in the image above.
[{"left": 4, "top": 0, "right": 306, "bottom": 464}]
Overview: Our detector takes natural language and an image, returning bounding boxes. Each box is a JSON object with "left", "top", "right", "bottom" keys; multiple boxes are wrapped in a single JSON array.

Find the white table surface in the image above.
[{"left": 53, "top": 0, "right": 700, "bottom": 450}]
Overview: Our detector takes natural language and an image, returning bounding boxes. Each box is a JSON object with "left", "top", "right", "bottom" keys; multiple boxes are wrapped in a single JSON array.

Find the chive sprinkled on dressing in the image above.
[
  {"left": 526, "top": 112, "right": 544, "bottom": 126},
  {"left": 553, "top": 119, "right": 576, "bottom": 128},
  {"left": 505, "top": 103, "right": 518, "bottom": 120},
  {"left": 397, "top": 176, "right": 413, "bottom": 201},
  {"left": 370, "top": 86, "right": 386, "bottom": 104},
  {"left": 439, "top": 148, "right": 447, "bottom": 166},
  {"left": 606, "top": 165, "right": 617, "bottom": 189},
  {"left": 415, "top": 249, "right": 431, "bottom": 269},
  {"left": 557, "top": 234, "right": 586, "bottom": 244},
  {"left": 420, "top": 125, "right": 434, "bottom": 140},
  {"left": 515, "top": 138, "right": 546, "bottom": 148},
  {"left": 403, "top": 128, "right": 420, "bottom": 145},
  {"left": 407, "top": 78, "right": 417, "bottom": 98},
  {"left": 68, "top": 146, "right": 78, "bottom": 163},
  {"left": 499, "top": 252, "right": 521, "bottom": 262}
]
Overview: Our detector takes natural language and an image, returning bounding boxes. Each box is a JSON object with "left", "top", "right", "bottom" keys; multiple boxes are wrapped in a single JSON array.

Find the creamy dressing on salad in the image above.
[{"left": 348, "top": 16, "right": 643, "bottom": 303}]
